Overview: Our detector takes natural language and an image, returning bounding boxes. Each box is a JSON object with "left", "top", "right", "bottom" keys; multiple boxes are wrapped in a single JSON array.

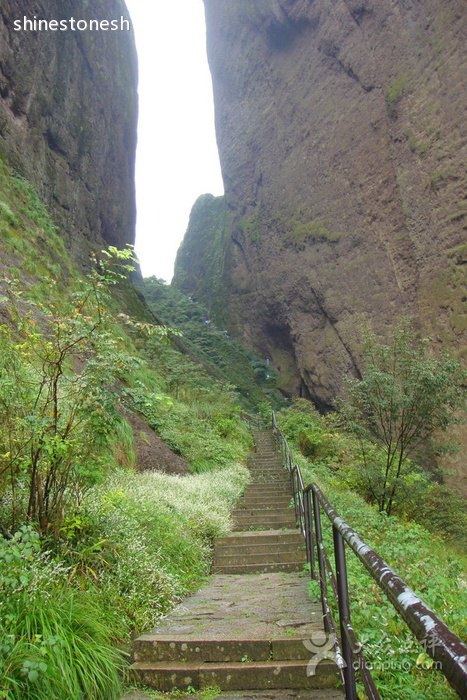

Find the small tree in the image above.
[
  {"left": 341, "top": 320, "right": 465, "bottom": 515},
  {"left": 0, "top": 246, "right": 137, "bottom": 536}
]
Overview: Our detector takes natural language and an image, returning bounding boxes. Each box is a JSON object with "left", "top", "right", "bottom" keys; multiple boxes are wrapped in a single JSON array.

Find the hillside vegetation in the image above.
[
  {"left": 276, "top": 400, "right": 466, "bottom": 700},
  {"left": 0, "top": 155, "right": 254, "bottom": 698}
]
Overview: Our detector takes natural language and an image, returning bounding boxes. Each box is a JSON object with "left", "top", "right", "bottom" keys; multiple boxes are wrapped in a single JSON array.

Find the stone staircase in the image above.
[
  {"left": 130, "top": 430, "right": 341, "bottom": 696},
  {"left": 213, "top": 431, "right": 305, "bottom": 574}
]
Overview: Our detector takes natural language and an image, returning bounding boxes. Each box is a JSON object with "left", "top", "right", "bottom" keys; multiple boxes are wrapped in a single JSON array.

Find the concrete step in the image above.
[
  {"left": 216, "top": 529, "right": 303, "bottom": 546},
  {"left": 131, "top": 658, "right": 338, "bottom": 691}
]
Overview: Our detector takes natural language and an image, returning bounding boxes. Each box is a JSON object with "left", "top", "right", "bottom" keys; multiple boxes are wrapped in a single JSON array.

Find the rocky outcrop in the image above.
[
  {"left": 0, "top": 0, "right": 137, "bottom": 261},
  {"left": 177, "top": 0, "right": 466, "bottom": 411},
  {"left": 173, "top": 194, "right": 229, "bottom": 323}
]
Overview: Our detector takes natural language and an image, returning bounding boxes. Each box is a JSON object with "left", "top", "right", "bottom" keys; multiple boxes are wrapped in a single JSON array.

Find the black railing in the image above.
[{"left": 271, "top": 412, "right": 467, "bottom": 700}]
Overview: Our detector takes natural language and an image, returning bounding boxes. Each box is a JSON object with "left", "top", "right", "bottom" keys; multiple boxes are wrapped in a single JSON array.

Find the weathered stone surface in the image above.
[{"left": 0, "top": 0, "right": 137, "bottom": 262}]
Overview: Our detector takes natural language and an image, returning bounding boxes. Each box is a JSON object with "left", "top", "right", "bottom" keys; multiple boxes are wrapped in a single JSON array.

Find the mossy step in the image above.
[{"left": 131, "top": 658, "right": 338, "bottom": 691}]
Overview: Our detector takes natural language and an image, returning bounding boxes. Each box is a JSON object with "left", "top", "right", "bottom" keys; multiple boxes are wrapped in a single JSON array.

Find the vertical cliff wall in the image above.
[
  {"left": 174, "top": 0, "right": 466, "bottom": 411},
  {"left": 0, "top": 0, "right": 138, "bottom": 261}
]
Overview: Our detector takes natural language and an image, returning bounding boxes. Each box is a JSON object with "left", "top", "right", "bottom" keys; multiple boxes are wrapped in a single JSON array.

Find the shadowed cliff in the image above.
[{"left": 0, "top": 0, "right": 138, "bottom": 262}]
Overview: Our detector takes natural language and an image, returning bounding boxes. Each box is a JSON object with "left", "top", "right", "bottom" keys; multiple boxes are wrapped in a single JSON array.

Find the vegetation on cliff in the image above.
[{"left": 172, "top": 194, "right": 228, "bottom": 326}]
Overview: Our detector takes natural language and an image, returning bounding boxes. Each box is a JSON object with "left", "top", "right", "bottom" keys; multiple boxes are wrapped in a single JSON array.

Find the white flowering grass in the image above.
[{"left": 83, "top": 462, "right": 250, "bottom": 633}]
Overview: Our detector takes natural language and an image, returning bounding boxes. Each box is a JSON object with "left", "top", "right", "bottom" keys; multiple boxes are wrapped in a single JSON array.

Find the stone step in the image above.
[
  {"left": 244, "top": 485, "right": 291, "bottom": 493},
  {"left": 212, "top": 558, "right": 305, "bottom": 575},
  {"left": 248, "top": 464, "right": 283, "bottom": 470},
  {"left": 236, "top": 500, "right": 292, "bottom": 510},
  {"left": 233, "top": 509, "right": 295, "bottom": 520},
  {"left": 233, "top": 507, "right": 293, "bottom": 517},
  {"left": 243, "top": 490, "right": 291, "bottom": 498},
  {"left": 133, "top": 635, "right": 317, "bottom": 663},
  {"left": 214, "top": 541, "right": 305, "bottom": 556},
  {"left": 214, "top": 550, "right": 306, "bottom": 566},
  {"left": 213, "top": 561, "right": 305, "bottom": 574},
  {"left": 248, "top": 478, "right": 287, "bottom": 484},
  {"left": 240, "top": 492, "right": 291, "bottom": 500},
  {"left": 250, "top": 457, "right": 280, "bottom": 462},
  {"left": 216, "top": 529, "right": 303, "bottom": 546},
  {"left": 131, "top": 658, "right": 338, "bottom": 691},
  {"left": 248, "top": 459, "right": 285, "bottom": 471},
  {"left": 134, "top": 636, "right": 271, "bottom": 663},
  {"left": 248, "top": 471, "right": 286, "bottom": 477},
  {"left": 233, "top": 520, "right": 296, "bottom": 531},
  {"left": 238, "top": 495, "right": 292, "bottom": 503}
]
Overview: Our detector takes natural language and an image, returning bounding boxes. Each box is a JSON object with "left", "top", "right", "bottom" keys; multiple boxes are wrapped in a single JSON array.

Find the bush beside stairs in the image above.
[{"left": 130, "top": 431, "right": 342, "bottom": 695}]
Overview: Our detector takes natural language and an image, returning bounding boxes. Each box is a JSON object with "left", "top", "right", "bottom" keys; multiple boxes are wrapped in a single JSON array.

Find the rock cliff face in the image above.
[
  {"left": 175, "top": 0, "right": 466, "bottom": 413},
  {"left": 0, "top": 0, "right": 137, "bottom": 261}
]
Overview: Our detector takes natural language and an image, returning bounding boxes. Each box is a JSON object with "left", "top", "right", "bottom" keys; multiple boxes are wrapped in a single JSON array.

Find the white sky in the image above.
[{"left": 125, "top": 0, "right": 224, "bottom": 282}]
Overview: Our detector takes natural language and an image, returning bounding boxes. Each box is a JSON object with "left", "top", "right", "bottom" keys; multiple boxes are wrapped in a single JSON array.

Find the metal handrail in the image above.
[{"left": 271, "top": 411, "right": 467, "bottom": 700}]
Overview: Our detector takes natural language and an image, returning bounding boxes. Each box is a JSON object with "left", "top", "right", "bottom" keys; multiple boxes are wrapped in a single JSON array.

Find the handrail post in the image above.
[
  {"left": 304, "top": 489, "right": 315, "bottom": 579},
  {"left": 292, "top": 469, "right": 299, "bottom": 524},
  {"left": 312, "top": 487, "right": 329, "bottom": 634},
  {"left": 333, "top": 525, "right": 358, "bottom": 700}
]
